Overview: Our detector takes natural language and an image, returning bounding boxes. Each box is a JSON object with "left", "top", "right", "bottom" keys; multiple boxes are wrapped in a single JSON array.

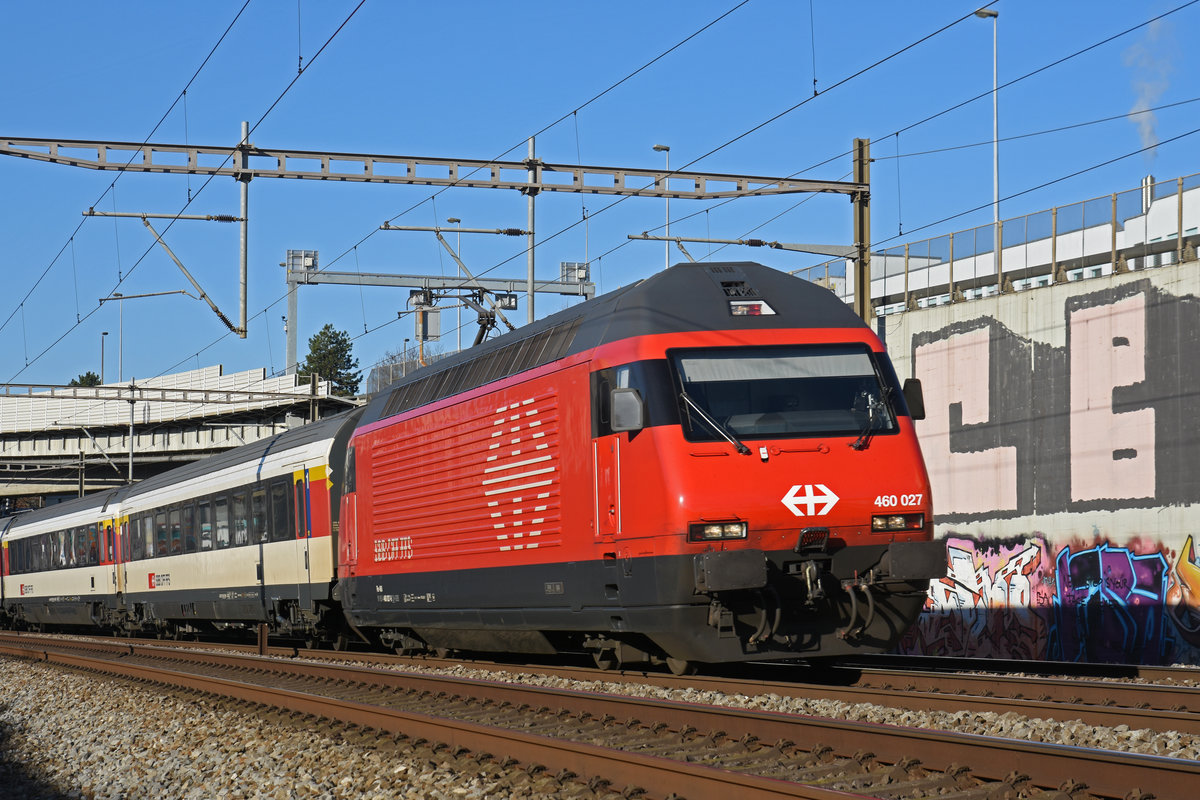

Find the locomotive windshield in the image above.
[{"left": 669, "top": 343, "right": 900, "bottom": 442}]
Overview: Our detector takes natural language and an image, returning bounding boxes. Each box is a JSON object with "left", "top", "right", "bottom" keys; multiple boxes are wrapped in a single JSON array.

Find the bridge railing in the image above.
[{"left": 795, "top": 171, "right": 1200, "bottom": 314}]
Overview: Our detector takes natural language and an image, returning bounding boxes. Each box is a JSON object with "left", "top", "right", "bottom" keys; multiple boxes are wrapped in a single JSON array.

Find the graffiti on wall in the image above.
[
  {"left": 899, "top": 533, "right": 1200, "bottom": 665},
  {"left": 899, "top": 275, "right": 1200, "bottom": 663}
]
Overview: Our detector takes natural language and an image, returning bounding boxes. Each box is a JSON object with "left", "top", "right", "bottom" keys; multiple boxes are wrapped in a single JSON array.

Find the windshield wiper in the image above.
[
  {"left": 849, "top": 389, "right": 889, "bottom": 451},
  {"left": 680, "top": 391, "right": 752, "bottom": 456}
]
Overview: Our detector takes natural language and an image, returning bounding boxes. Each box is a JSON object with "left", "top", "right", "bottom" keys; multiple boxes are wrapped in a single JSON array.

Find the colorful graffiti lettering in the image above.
[
  {"left": 900, "top": 536, "right": 1187, "bottom": 664},
  {"left": 902, "top": 538, "right": 1049, "bottom": 660},
  {"left": 1051, "top": 543, "right": 1170, "bottom": 663},
  {"left": 1166, "top": 535, "right": 1200, "bottom": 648}
]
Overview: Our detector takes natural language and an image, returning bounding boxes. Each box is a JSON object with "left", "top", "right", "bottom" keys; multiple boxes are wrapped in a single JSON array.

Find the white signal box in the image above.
[{"left": 416, "top": 308, "right": 440, "bottom": 341}]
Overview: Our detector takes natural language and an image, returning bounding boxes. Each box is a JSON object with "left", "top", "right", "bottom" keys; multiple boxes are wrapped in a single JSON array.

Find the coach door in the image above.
[
  {"left": 294, "top": 471, "right": 313, "bottom": 610},
  {"left": 106, "top": 518, "right": 123, "bottom": 596}
]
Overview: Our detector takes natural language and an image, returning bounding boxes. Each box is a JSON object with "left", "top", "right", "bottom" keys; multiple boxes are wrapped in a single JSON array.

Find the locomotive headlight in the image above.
[
  {"left": 689, "top": 521, "right": 748, "bottom": 541},
  {"left": 871, "top": 513, "right": 925, "bottom": 531}
]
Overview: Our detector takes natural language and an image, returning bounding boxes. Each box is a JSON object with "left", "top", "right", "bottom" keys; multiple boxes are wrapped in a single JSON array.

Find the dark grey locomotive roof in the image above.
[{"left": 362, "top": 261, "right": 865, "bottom": 427}]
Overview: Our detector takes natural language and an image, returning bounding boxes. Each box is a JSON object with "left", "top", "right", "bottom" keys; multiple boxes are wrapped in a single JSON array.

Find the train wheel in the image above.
[
  {"left": 666, "top": 657, "right": 697, "bottom": 676},
  {"left": 592, "top": 650, "right": 620, "bottom": 671},
  {"left": 332, "top": 632, "right": 350, "bottom": 651}
]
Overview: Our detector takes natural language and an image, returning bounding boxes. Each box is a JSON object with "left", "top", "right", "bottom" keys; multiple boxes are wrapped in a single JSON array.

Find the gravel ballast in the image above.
[{"left": 1, "top": 655, "right": 1197, "bottom": 799}]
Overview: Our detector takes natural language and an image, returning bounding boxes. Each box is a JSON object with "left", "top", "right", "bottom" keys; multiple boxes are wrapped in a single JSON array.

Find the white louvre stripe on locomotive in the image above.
[{"left": 479, "top": 395, "right": 560, "bottom": 551}]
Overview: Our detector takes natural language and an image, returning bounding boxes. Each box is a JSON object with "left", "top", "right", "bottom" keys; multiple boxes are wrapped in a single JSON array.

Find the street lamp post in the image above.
[
  {"left": 975, "top": 8, "right": 999, "bottom": 266},
  {"left": 403, "top": 338, "right": 410, "bottom": 377},
  {"left": 100, "top": 331, "right": 108, "bottom": 383},
  {"left": 653, "top": 144, "right": 670, "bottom": 269},
  {"left": 99, "top": 289, "right": 190, "bottom": 383},
  {"left": 113, "top": 293, "right": 123, "bottom": 381}
]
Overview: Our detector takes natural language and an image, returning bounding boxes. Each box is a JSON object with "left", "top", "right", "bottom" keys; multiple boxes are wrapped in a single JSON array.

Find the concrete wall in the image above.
[{"left": 883, "top": 259, "right": 1200, "bottom": 664}]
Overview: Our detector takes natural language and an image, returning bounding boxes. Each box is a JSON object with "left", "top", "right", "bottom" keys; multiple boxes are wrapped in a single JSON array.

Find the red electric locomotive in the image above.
[{"left": 337, "top": 262, "right": 942, "bottom": 672}]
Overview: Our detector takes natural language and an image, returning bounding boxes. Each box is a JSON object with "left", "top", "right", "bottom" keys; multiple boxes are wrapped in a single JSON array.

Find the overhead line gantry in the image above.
[{"left": 0, "top": 131, "right": 874, "bottom": 329}]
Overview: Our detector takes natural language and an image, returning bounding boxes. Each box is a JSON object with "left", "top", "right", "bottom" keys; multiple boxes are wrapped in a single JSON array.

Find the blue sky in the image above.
[{"left": 2, "top": 1, "right": 1197, "bottom": 387}]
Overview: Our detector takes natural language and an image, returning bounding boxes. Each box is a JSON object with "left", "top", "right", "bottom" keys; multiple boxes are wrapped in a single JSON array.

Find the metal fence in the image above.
[{"left": 796, "top": 172, "right": 1200, "bottom": 314}]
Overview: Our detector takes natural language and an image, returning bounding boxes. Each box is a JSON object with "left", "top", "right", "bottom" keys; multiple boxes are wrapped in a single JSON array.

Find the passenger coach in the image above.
[
  {"left": 1, "top": 489, "right": 124, "bottom": 631},
  {"left": 117, "top": 410, "right": 361, "bottom": 642}
]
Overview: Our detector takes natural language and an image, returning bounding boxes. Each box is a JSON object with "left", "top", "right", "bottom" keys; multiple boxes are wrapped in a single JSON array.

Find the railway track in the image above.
[{"left": 1, "top": 632, "right": 1195, "bottom": 799}]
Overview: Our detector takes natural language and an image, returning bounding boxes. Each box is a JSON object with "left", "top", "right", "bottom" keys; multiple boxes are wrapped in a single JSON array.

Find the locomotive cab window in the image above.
[{"left": 669, "top": 344, "right": 901, "bottom": 442}]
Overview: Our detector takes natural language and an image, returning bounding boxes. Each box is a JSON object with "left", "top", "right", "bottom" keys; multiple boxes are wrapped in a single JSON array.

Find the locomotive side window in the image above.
[
  {"left": 669, "top": 344, "right": 900, "bottom": 442},
  {"left": 344, "top": 447, "right": 356, "bottom": 494},
  {"left": 591, "top": 360, "right": 676, "bottom": 438}
]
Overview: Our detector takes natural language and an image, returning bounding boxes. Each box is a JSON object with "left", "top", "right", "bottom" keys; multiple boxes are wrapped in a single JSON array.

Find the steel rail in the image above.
[
  {"left": 3, "top": 635, "right": 1195, "bottom": 799},
  {"left": 0, "top": 642, "right": 875, "bottom": 800}
]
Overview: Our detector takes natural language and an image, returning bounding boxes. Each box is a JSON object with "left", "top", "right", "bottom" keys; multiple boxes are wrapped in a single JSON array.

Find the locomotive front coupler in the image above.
[{"left": 837, "top": 570, "right": 878, "bottom": 641}]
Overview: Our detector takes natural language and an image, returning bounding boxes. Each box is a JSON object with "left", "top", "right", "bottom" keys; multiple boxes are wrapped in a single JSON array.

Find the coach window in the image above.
[
  {"left": 181, "top": 504, "right": 196, "bottom": 554},
  {"left": 65, "top": 530, "right": 76, "bottom": 568},
  {"left": 87, "top": 524, "right": 99, "bottom": 566},
  {"left": 131, "top": 518, "right": 144, "bottom": 561},
  {"left": 196, "top": 501, "right": 212, "bottom": 551},
  {"left": 142, "top": 515, "right": 155, "bottom": 560},
  {"left": 169, "top": 507, "right": 182, "bottom": 555},
  {"left": 155, "top": 511, "right": 168, "bottom": 557},
  {"left": 269, "top": 480, "right": 290, "bottom": 542},
  {"left": 250, "top": 488, "right": 268, "bottom": 543},
  {"left": 232, "top": 492, "right": 249, "bottom": 547},
  {"left": 214, "top": 496, "right": 231, "bottom": 549}
]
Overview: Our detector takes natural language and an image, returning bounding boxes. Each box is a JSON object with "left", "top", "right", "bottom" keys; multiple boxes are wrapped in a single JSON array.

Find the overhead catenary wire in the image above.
[
  {"left": 0, "top": 0, "right": 254, "bottom": 344},
  {"left": 870, "top": 123, "right": 1200, "bottom": 249},
  {"left": 638, "top": 3, "right": 1200, "bottom": 268},
  {"left": 872, "top": 95, "right": 1200, "bottom": 161},
  {"left": 7, "top": 0, "right": 367, "bottom": 383},
  {"left": 161, "top": 1, "right": 1028, "bottom": 377},
  {"left": 92, "top": 2, "right": 1200, "bottom": 383},
  {"left": 155, "top": 2, "right": 761, "bottom": 375},
  {"left": 315, "top": 0, "right": 755, "bottom": 275}
]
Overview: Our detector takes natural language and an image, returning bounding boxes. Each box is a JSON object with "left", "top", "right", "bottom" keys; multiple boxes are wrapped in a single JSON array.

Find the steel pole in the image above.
[
  {"left": 852, "top": 138, "right": 872, "bottom": 324},
  {"left": 128, "top": 396, "right": 134, "bottom": 483},
  {"left": 239, "top": 121, "right": 249, "bottom": 338},
  {"left": 992, "top": 15, "right": 999, "bottom": 269},
  {"left": 286, "top": 265, "right": 298, "bottom": 375},
  {"left": 526, "top": 137, "right": 536, "bottom": 324}
]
